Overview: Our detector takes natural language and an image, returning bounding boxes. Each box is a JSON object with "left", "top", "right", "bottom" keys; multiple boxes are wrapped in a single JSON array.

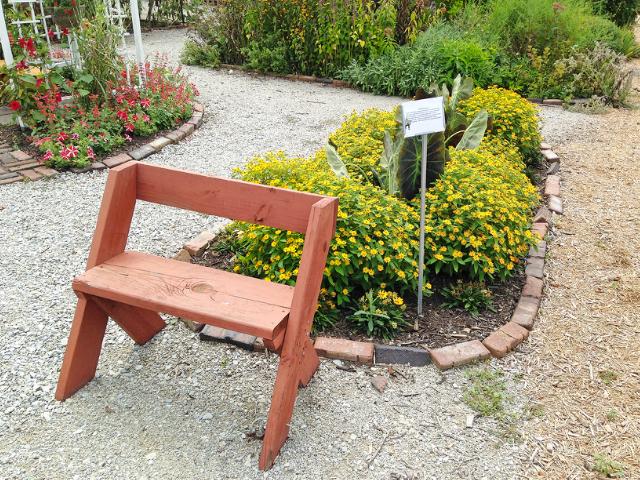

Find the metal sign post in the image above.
[{"left": 400, "top": 97, "right": 446, "bottom": 317}]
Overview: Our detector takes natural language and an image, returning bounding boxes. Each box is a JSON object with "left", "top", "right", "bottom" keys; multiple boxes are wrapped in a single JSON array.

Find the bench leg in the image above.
[
  {"left": 90, "top": 296, "right": 166, "bottom": 345},
  {"left": 298, "top": 337, "right": 319, "bottom": 388},
  {"left": 55, "top": 295, "right": 109, "bottom": 401}
]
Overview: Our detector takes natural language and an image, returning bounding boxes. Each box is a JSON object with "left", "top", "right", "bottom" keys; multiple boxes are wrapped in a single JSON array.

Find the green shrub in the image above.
[
  {"left": 424, "top": 147, "right": 539, "bottom": 280},
  {"left": 180, "top": 39, "right": 220, "bottom": 68},
  {"left": 592, "top": 0, "right": 640, "bottom": 26},
  {"left": 349, "top": 288, "right": 410, "bottom": 338},
  {"left": 231, "top": 151, "right": 425, "bottom": 328},
  {"left": 340, "top": 23, "right": 496, "bottom": 96},
  {"left": 457, "top": 87, "right": 542, "bottom": 164},
  {"left": 441, "top": 280, "right": 495, "bottom": 317}
]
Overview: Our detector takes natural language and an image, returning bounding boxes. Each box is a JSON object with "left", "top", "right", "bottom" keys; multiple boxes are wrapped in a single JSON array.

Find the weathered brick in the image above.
[
  {"left": 314, "top": 337, "right": 374, "bottom": 364},
  {"left": 521, "top": 275, "right": 543, "bottom": 300},
  {"left": 10, "top": 150, "right": 31, "bottom": 162},
  {"left": 173, "top": 248, "right": 192, "bottom": 263},
  {"left": 0, "top": 152, "right": 13, "bottom": 164},
  {"left": 533, "top": 206, "right": 552, "bottom": 224},
  {"left": 332, "top": 79, "right": 350, "bottom": 88},
  {"left": 429, "top": 340, "right": 491, "bottom": 370},
  {"left": 90, "top": 162, "right": 107, "bottom": 171},
  {"left": 542, "top": 150, "right": 560, "bottom": 163},
  {"left": 548, "top": 195, "right": 563, "bottom": 214},
  {"left": 193, "top": 102, "right": 204, "bottom": 113},
  {"left": 499, "top": 321, "right": 529, "bottom": 342},
  {"left": 34, "top": 166, "right": 58, "bottom": 177},
  {"left": 511, "top": 296, "right": 540, "bottom": 330},
  {"left": 165, "top": 129, "right": 185, "bottom": 143},
  {"left": 0, "top": 166, "right": 6, "bottom": 174},
  {"left": 525, "top": 256, "right": 544, "bottom": 279},
  {"left": 547, "top": 162, "right": 560, "bottom": 175},
  {"left": 103, "top": 153, "right": 132, "bottom": 168},
  {"left": 184, "top": 230, "right": 216, "bottom": 256},
  {"left": 253, "top": 337, "right": 266, "bottom": 352},
  {"left": 0, "top": 176, "right": 22, "bottom": 185},
  {"left": 374, "top": 344, "right": 430, "bottom": 366},
  {"left": 531, "top": 222, "right": 548, "bottom": 240},
  {"left": 528, "top": 240, "right": 547, "bottom": 259},
  {"left": 129, "top": 144, "right": 156, "bottom": 161},
  {"left": 298, "top": 75, "right": 316, "bottom": 82},
  {"left": 543, "top": 98, "right": 563, "bottom": 106},
  {"left": 483, "top": 330, "right": 516, "bottom": 358},
  {"left": 148, "top": 136, "right": 172, "bottom": 151},
  {"left": 178, "top": 122, "right": 195, "bottom": 136},
  {"left": 71, "top": 166, "right": 92, "bottom": 174},
  {"left": 540, "top": 142, "right": 551, "bottom": 150},
  {"left": 20, "top": 169, "right": 42, "bottom": 181},
  {"left": 199, "top": 325, "right": 256, "bottom": 350},
  {"left": 8, "top": 161, "right": 39, "bottom": 172},
  {"left": 188, "top": 112, "right": 203, "bottom": 128},
  {"left": 545, "top": 175, "right": 561, "bottom": 196},
  {"left": 0, "top": 172, "right": 19, "bottom": 180}
]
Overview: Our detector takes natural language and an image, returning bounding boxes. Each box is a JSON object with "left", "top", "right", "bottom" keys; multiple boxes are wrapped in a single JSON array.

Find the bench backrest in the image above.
[{"left": 87, "top": 161, "right": 338, "bottom": 269}]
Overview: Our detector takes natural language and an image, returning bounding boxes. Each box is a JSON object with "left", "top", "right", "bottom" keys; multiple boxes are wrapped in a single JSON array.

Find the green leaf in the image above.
[
  {"left": 30, "top": 110, "right": 46, "bottom": 122},
  {"left": 78, "top": 74, "right": 94, "bottom": 83},
  {"left": 78, "top": 89, "right": 91, "bottom": 97},
  {"left": 456, "top": 110, "right": 488, "bottom": 151},
  {"left": 20, "top": 75, "right": 37, "bottom": 85},
  {"left": 325, "top": 144, "right": 349, "bottom": 178}
]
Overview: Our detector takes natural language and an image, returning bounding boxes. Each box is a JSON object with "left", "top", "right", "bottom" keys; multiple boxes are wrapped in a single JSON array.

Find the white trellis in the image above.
[{"left": 0, "top": 0, "right": 145, "bottom": 79}]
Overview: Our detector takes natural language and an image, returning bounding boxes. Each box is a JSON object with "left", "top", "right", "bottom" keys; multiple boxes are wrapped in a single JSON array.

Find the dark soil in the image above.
[{"left": 191, "top": 235, "right": 527, "bottom": 350}]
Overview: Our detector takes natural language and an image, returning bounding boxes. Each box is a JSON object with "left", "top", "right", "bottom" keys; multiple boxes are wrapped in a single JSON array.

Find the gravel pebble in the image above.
[{"left": 0, "top": 29, "right": 527, "bottom": 479}]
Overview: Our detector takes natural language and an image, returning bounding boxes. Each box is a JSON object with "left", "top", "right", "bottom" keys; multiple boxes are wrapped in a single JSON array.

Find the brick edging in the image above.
[
  {"left": 176, "top": 144, "right": 561, "bottom": 370},
  {"left": 0, "top": 101, "right": 204, "bottom": 186}
]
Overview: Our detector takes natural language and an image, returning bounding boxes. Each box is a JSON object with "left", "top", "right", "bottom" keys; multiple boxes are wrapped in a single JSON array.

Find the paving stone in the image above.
[
  {"left": 511, "top": 296, "right": 540, "bottom": 330},
  {"left": 429, "top": 340, "right": 491, "bottom": 370},
  {"left": 499, "top": 321, "right": 529, "bottom": 342},
  {"left": 0, "top": 172, "right": 19, "bottom": 180},
  {"left": 0, "top": 166, "right": 7, "bottom": 174},
  {"left": 540, "top": 142, "right": 551, "bottom": 150},
  {"left": 545, "top": 175, "right": 561, "bottom": 196},
  {"left": 483, "top": 330, "right": 517, "bottom": 358},
  {"left": 71, "top": 166, "right": 92, "bottom": 174},
  {"left": 199, "top": 325, "right": 256, "bottom": 350},
  {"left": 529, "top": 240, "right": 547, "bottom": 259},
  {"left": 374, "top": 344, "right": 430, "bottom": 366},
  {"left": 178, "top": 122, "right": 195, "bottom": 136},
  {"left": 165, "top": 129, "right": 186, "bottom": 143},
  {"left": 532, "top": 221, "right": 548, "bottom": 238},
  {"left": 533, "top": 206, "right": 552, "bottom": 224},
  {"left": 188, "top": 112, "right": 203, "bottom": 128},
  {"left": 8, "top": 161, "right": 39, "bottom": 172},
  {"left": 0, "top": 152, "right": 13, "bottom": 164},
  {"left": 547, "top": 161, "right": 560, "bottom": 175},
  {"left": 129, "top": 144, "right": 156, "bottom": 161},
  {"left": 103, "top": 153, "right": 132, "bottom": 168},
  {"left": 193, "top": 102, "right": 204, "bottom": 113},
  {"left": 0, "top": 176, "right": 22, "bottom": 185},
  {"left": 314, "top": 337, "right": 374, "bottom": 364},
  {"left": 10, "top": 150, "right": 31, "bottom": 162},
  {"left": 148, "top": 136, "right": 172, "bottom": 151},
  {"left": 543, "top": 99, "right": 563, "bottom": 106},
  {"left": 184, "top": 230, "right": 216, "bottom": 256},
  {"left": 20, "top": 169, "right": 43, "bottom": 181},
  {"left": 33, "top": 166, "right": 58, "bottom": 177},
  {"left": 548, "top": 195, "right": 563, "bottom": 214},
  {"left": 525, "top": 256, "right": 544, "bottom": 279},
  {"left": 542, "top": 150, "right": 560, "bottom": 162},
  {"left": 90, "top": 162, "right": 107, "bottom": 171},
  {"left": 371, "top": 375, "right": 387, "bottom": 393},
  {"left": 521, "top": 275, "right": 543, "bottom": 300}
]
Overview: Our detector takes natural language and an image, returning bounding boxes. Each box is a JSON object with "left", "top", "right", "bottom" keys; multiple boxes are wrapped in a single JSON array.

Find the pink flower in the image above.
[
  {"left": 66, "top": 145, "right": 79, "bottom": 158},
  {"left": 124, "top": 134, "right": 132, "bottom": 142},
  {"left": 125, "top": 123, "right": 134, "bottom": 132},
  {"left": 86, "top": 146, "right": 95, "bottom": 159},
  {"left": 43, "top": 150, "right": 53, "bottom": 161},
  {"left": 143, "top": 115, "right": 150, "bottom": 122},
  {"left": 60, "top": 148, "right": 71, "bottom": 160},
  {"left": 116, "top": 110, "right": 128, "bottom": 121},
  {"left": 71, "top": 133, "right": 80, "bottom": 140},
  {"left": 116, "top": 95, "right": 124, "bottom": 104},
  {"left": 57, "top": 131, "right": 69, "bottom": 142},
  {"left": 140, "top": 98, "right": 150, "bottom": 108}
]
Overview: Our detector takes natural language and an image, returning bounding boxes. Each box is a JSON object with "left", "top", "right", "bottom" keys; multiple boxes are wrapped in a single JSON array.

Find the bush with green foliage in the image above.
[
  {"left": 592, "top": 0, "right": 640, "bottom": 26},
  {"left": 349, "top": 288, "right": 410, "bottom": 338},
  {"left": 441, "top": 280, "right": 495, "bottom": 316}
]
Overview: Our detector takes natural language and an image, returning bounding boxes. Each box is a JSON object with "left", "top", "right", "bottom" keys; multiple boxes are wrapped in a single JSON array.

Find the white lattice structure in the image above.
[{"left": 0, "top": 0, "right": 144, "bottom": 80}]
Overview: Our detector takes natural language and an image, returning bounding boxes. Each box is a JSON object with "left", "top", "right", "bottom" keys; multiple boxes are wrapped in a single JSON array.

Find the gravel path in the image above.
[{"left": 0, "top": 29, "right": 527, "bottom": 479}]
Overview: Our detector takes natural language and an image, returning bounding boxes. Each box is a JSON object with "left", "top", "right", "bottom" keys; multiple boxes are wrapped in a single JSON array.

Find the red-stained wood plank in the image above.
[
  {"left": 298, "top": 337, "right": 319, "bottom": 388},
  {"left": 73, "top": 254, "right": 292, "bottom": 340},
  {"left": 259, "top": 197, "right": 337, "bottom": 470},
  {"left": 135, "top": 162, "right": 326, "bottom": 234},
  {"left": 55, "top": 295, "right": 109, "bottom": 401},
  {"left": 89, "top": 296, "right": 166, "bottom": 345}
]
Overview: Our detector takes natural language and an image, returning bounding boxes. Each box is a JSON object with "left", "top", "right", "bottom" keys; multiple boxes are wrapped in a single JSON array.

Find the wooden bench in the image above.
[{"left": 55, "top": 161, "right": 338, "bottom": 470}]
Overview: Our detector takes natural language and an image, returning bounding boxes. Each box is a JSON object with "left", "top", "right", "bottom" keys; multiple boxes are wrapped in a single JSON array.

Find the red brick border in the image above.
[
  {"left": 175, "top": 143, "right": 561, "bottom": 370},
  {"left": 0, "top": 101, "right": 204, "bottom": 186}
]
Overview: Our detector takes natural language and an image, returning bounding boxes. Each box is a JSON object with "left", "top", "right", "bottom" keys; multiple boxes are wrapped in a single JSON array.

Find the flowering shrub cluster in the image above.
[
  {"left": 231, "top": 151, "right": 426, "bottom": 329},
  {"left": 349, "top": 288, "right": 409, "bottom": 338},
  {"left": 457, "top": 87, "right": 542, "bottom": 164},
  {"left": 28, "top": 60, "right": 198, "bottom": 169}
]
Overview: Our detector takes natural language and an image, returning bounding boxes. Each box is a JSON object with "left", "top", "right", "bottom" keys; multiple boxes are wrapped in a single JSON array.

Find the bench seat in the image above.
[{"left": 73, "top": 251, "right": 293, "bottom": 340}]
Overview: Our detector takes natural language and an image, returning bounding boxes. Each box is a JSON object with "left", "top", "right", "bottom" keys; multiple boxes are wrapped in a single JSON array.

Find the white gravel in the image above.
[{"left": 0, "top": 29, "right": 531, "bottom": 479}]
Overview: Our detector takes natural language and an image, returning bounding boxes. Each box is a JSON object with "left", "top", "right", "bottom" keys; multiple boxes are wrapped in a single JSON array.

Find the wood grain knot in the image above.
[{"left": 191, "top": 282, "right": 215, "bottom": 293}]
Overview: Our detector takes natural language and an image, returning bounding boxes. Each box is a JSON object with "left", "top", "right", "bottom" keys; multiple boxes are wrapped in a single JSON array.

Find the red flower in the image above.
[
  {"left": 43, "top": 150, "right": 53, "bottom": 162},
  {"left": 48, "top": 30, "right": 55, "bottom": 39},
  {"left": 55, "top": 92, "right": 62, "bottom": 103},
  {"left": 36, "top": 78, "right": 44, "bottom": 88},
  {"left": 116, "top": 110, "right": 128, "bottom": 121},
  {"left": 15, "top": 61, "right": 28, "bottom": 71},
  {"left": 125, "top": 123, "right": 134, "bottom": 132},
  {"left": 140, "top": 98, "right": 151, "bottom": 108},
  {"left": 8, "top": 100, "right": 21, "bottom": 111},
  {"left": 63, "top": 145, "right": 79, "bottom": 158},
  {"left": 57, "top": 131, "right": 69, "bottom": 142},
  {"left": 62, "top": 28, "right": 70, "bottom": 36},
  {"left": 86, "top": 146, "right": 95, "bottom": 159}
]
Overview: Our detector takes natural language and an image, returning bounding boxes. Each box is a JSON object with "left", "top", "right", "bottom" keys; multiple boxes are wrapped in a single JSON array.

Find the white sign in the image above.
[{"left": 400, "top": 97, "right": 445, "bottom": 138}]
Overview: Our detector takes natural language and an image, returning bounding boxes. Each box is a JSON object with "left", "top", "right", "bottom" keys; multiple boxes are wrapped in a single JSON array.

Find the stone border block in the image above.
[
  {"left": 184, "top": 230, "right": 216, "bottom": 256},
  {"left": 34, "top": 166, "right": 58, "bottom": 177},
  {"left": 542, "top": 150, "right": 560, "bottom": 163},
  {"left": 545, "top": 175, "right": 561, "bottom": 197},
  {"left": 20, "top": 169, "right": 42, "bottom": 181},
  {"left": 531, "top": 222, "right": 548, "bottom": 240},
  {"left": 533, "top": 206, "right": 552, "bottom": 224},
  {"left": 148, "top": 136, "right": 173, "bottom": 151},
  {"left": 199, "top": 325, "right": 257, "bottom": 351},
  {"left": 374, "top": 344, "right": 430, "bottom": 366},
  {"left": 129, "top": 144, "right": 156, "bottom": 161},
  {"left": 529, "top": 240, "right": 547, "bottom": 259},
  {"left": 525, "top": 257, "right": 545, "bottom": 279},
  {"left": 314, "top": 337, "right": 374, "bottom": 365},
  {"left": 429, "top": 340, "right": 491, "bottom": 370},
  {"left": 521, "top": 276, "right": 543, "bottom": 300},
  {"left": 511, "top": 296, "right": 540, "bottom": 330},
  {"left": 548, "top": 195, "right": 563, "bottom": 214},
  {"left": 103, "top": 153, "right": 132, "bottom": 168}
]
